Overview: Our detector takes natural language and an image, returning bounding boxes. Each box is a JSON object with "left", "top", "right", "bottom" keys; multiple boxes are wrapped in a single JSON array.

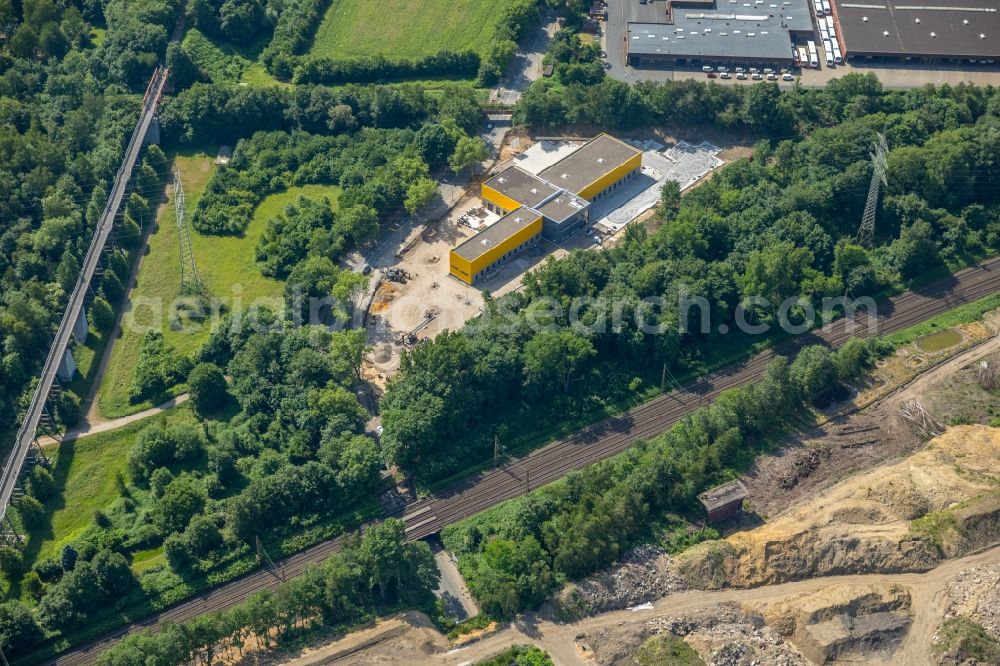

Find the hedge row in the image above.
[{"left": 294, "top": 50, "right": 480, "bottom": 85}]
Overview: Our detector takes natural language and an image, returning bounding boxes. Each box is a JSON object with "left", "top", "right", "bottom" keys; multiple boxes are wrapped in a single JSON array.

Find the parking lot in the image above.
[
  {"left": 602, "top": 0, "right": 1000, "bottom": 88},
  {"left": 593, "top": 139, "right": 725, "bottom": 233}
]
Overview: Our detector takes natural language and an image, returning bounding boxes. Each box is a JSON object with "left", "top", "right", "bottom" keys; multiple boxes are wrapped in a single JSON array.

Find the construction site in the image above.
[{"left": 360, "top": 133, "right": 727, "bottom": 385}]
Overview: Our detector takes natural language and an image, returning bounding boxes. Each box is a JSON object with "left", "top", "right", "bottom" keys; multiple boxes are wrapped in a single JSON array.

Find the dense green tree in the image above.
[
  {"left": 522, "top": 330, "right": 596, "bottom": 394},
  {"left": 153, "top": 475, "right": 207, "bottom": 534},
  {"left": 0, "top": 545, "right": 22, "bottom": 578},
  {"left": 27, "top": 465, "right": 56, "bottom": 501},
  {"left": 187, "top": 362, "right": 228, "bottom": 415},
  {"left": 89, "top": 296, "right": 116, "bottom": 333},
  {"left": 15, "top": 495, "right": 45, "bottom": 529},
  {"left": 449, "top": 135, "right": 490, "bottom": 176},
  {"left": 0, "top": 600, "right": 43, "bottom": 657}
]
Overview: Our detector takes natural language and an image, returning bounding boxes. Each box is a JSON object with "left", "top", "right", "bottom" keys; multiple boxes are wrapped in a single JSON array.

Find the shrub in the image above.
[
  {"left": 26, "top": 465, "right": 56, "bottom": 501},
  {"left": 14, "top": 496, "right": 45, "bottom": 530},
  {"left": 0, "top": 545, "right": 23, "bottom": 578}
]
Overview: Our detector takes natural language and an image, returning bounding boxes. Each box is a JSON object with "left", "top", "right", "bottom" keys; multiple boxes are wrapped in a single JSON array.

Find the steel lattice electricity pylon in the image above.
[
  {"left": 174, "top": 166, "right": 201, "bottom": 292},
  {"left": 856, "top": 133, "right": 889, "bottom": 249}
]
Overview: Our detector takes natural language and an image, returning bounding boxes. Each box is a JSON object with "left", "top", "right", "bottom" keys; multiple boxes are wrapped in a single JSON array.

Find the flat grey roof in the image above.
[
  {"left": 452, "top": 207, "right": 542, "bottom": 262},
  {"left": 537, "top": 191, "right": 590, "bottom": 224},
  {"left": 627, "top": 0, "right": 811, "bottom": 60},
  {"left": 483, "top": 167, "right": 560, "bottom": 209},
  {"left": 539, "top": 134, "right": 642, "bottom": 197},
  {"left": 835, "top": 0, "right": 1000, "bottom": 58},
  {"left": 698, "top": 479, "right": 748, "bottom": 510}
]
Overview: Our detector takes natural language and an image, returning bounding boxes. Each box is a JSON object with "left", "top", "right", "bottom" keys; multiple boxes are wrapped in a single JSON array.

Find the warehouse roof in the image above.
[
  {"left": 483, "top": 167, "right": 560, "bottom": 210},
  {"left": 539, "top": 134, "right": 642, "bottom": 197},
  {"left": 698, "top": 479, "right": 749, "bottom": 511},
  {"left": 835, "top": 0, "right": 1000, "bottom": 58},
  {"left": 627, "top": 0, "right": 812, "bottom": 60},
  {"left": 452, "top": 207, "right": 542, "bottom": 262},
  {"left": 537, "top": 191, "right": 590, "bottom": 224}
]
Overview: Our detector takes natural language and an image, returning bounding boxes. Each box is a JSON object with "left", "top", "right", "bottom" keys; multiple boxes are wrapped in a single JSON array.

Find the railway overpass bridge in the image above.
[{"left": 0, "top": 66, "right": 170, "bottom": 544}]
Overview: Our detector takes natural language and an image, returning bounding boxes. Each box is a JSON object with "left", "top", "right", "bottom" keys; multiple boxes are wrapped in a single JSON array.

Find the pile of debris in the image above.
[
  {"left": 648, "top": 604, "right": 808, "bottom": 666},
  {"left": 776, "top": 447, "right": 829, "bottom": 490},
  {"left": 941, "top": 563, "right": 1000, "bottom": 641},
  {"left": 550, "top": 545, "right": 686, "bottom": 619},
  {"left": 385, "top": 268, "right": 411, "bottom": 284}
]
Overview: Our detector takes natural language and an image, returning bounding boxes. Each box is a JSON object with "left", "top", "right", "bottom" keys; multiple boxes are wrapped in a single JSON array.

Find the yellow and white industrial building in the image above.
[{"left": 450, "top": 134, "right": 642, "bottom": 285}]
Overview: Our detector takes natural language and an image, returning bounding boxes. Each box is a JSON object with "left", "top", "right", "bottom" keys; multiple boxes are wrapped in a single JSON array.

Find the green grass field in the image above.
[
  {"left": 97, "top": 150, "right": 340, "bottom": 418},
  {"left": 20, "top": 408, "right": 198, "bottom": 573},
  {"left": 310, "top": 0, "right": 511, "bottom": 60}
]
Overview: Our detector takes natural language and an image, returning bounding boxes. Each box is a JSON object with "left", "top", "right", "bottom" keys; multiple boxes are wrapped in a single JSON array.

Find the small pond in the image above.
[{"left": 915, "top": 329, "right": 963, "bottom": 353}]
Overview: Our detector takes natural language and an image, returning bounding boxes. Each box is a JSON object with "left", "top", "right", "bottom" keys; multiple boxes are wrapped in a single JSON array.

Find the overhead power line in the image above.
[{"left": 856, "top": 132, "right": 889, "bottom": 249}]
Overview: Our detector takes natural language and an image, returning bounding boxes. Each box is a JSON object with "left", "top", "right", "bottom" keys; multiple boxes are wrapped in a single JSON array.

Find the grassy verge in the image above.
[
  {"left": 97, "top": 152, "right": 334, "bottom": 418},
  {"left": 883, "top": 291, "right": 1000, "bottom": 347},
  {"left": 20, "top": 407, "right": 199, "bottom": 573},
  {"left": 310, "top": 0, "right": 512, "bottom": 59}
]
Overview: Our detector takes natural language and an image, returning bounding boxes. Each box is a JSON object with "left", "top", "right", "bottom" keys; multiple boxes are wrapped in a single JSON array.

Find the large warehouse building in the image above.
[
  {"left": 833, "top": 0, "right": 1000, "bottom": 63},
  {"left": 627, "top": 0, "right": 814, "bottom": 68},
  {"left": 450, "top": 134, "right": 642, "bottom": 285}
]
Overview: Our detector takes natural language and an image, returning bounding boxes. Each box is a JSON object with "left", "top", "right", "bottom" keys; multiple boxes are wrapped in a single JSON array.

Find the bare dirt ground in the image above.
[
  {"left": 260, "top": 612, "right": 447, "bottom": 666},
  {"left": 365, "top": 131, "right": 757, "bottom": 384},
  {"left": 433, "top": 546, "right": 1000, "bottom": 666},
  {"left": 272, "top": 314, "right": 1000, "bottom": 666},
  {"left": 684, "top": 424, "right": 1000, "bottom": 589},
  {"left": 744, "top": 314, "right": 1000, "bottom": 521}
]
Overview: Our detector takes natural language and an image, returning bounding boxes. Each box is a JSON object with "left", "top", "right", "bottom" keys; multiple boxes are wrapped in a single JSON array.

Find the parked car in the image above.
[
  {"left": 702, "top": 65, "right": 714, "bottom": 72},
  {"left": 717, "top": 65, "right": 729, "bottom": 72},
  {"left": 734, "top": 67, "right": 745, "bottom": 73},
  {"left": 782, "top": 73, "right": 794, "bottom": 81},
  {"left": 720, "top": 71, "right": 731, "bottom": 79},
  {"left": 736, "top": 72, "right": 747, "bottom": 80},
  {"left": 766, "top": 72, "right": 778, "bottom": 80},
  {"left": 751, "top": 72, "right": 763, "bottom": 80},
  {"left": 706, "top": 71, "right": 717, "bottom": 78}
]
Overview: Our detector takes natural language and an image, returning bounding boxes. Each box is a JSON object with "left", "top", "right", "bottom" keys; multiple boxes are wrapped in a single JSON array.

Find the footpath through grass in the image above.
[
  {"left": 310, "top": 0, "right": 512, "bottom": 60},
  {"left": 98, "top": 152, "right": 340, "bottom": 418},
  {"left": 20, "top": 408, "right": 199, "bottom": 573}
]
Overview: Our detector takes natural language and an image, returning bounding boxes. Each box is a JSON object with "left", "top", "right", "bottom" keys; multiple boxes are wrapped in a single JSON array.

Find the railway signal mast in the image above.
[{"left": 856, "top": 133, "right": 889, "bottom": 249}]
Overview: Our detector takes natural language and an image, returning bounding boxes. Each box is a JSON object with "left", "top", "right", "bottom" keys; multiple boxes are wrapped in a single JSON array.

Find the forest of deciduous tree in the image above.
[
  {"left": 383, "top": 78, "right": 1000, "bottom": 485},
  {"left": 3, "top": 0, "right": 1000, "bottom": 658}
]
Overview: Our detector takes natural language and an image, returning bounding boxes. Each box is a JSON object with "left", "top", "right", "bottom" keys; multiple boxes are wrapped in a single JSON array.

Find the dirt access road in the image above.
[
  {"left": 43, "top": 257, "right": 1000, "bottom": 666},
  {"left": 443, "top": 546, "right": 1000, "bottom": 666}
]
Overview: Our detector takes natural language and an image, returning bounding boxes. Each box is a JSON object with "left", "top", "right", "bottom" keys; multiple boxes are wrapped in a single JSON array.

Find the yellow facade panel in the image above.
[
  {"left": 449, "top": 251, "right": 474, "bottom": 284},
  {"left": 577, "top": 152, "right": 642, "bottom": 201},
  {"left": 469, "top": 215, "right": 542, "bottom": 276},
  {"left": 481, "top": 184, "right": 522, "bottom": 213}
]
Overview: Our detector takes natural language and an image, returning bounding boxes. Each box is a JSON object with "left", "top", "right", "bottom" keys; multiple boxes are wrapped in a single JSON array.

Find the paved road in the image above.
[
  {"left": 429, "top": 538, "right": 480, "bottom": 622},
  {"left": 601, "top": 0, "right": 1000, "bottom": 88},
  {"left": 41, "top": 255, "right": 1000, "bottom": 665}
]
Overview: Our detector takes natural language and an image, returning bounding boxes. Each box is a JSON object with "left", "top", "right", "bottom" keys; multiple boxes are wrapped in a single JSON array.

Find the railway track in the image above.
[{"left": 42, "top": 256, "right": 1000, "bottom": 666}]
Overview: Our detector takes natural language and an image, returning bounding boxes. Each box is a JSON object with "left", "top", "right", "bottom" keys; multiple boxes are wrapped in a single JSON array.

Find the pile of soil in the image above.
[
  {"left": 765, "top": 583, "right": 912, "bottom": 664},
  {"left": 681, "top": 426, "right": 1000, "bottom": 588}
]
